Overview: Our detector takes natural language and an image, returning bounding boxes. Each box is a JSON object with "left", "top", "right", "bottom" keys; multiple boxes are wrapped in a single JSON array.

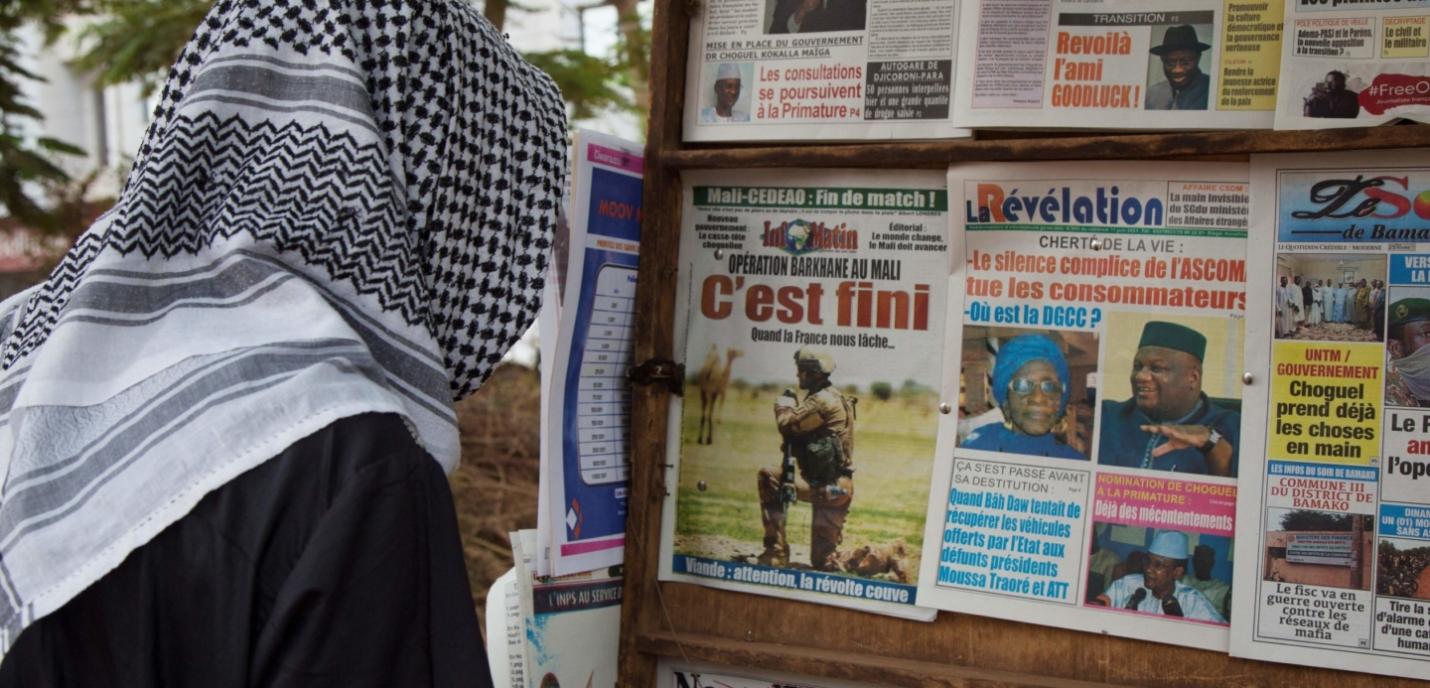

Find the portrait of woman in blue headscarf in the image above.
[{"left": 962, "top": 334, "right": 1087, "bottom": 461}]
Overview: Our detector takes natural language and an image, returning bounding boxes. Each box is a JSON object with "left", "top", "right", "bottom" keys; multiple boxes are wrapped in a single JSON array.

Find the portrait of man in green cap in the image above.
[
  {"left": 1097, "top": 321, "right": 1239, "bottom": 476},
  {"left": 1386, "top": 296, "right": 1430, "bottom": 407}
]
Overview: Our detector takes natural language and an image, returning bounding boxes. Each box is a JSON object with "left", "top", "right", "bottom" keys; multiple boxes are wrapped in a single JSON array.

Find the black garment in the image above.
[
  {"left": 1305, "top": 89, "right": 1360, "bottom": 118},
  {"left": 768, "top": 0, "right": 867, "bottom": 33},
  {"left": 0, "top": 413, "right": 490, "bottom": 688}
]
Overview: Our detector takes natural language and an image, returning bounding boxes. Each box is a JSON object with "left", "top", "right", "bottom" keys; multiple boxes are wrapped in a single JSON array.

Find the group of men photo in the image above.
[{"left": 1275, "top": 274, "right": 1385, "bottom": 341}]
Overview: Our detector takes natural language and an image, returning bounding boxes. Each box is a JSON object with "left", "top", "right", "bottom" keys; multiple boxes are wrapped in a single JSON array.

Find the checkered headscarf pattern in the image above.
[
  {"left": 4, "top": 0, "right": 567, "bottom": 400},
  {"left": 0, "top": 0, "right": 568, "bottom": 655}
]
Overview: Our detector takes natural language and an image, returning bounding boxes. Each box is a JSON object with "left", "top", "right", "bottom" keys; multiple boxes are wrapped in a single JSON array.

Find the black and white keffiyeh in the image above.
[{"left": 0, "top": 0, "right": 566, "bottom": 654}]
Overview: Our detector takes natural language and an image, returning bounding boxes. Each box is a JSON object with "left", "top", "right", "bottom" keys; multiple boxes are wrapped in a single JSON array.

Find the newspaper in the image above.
[
  {"left": 1231, "top": 149, "right": 1430, "bottom": 678},
  {"left": 952, "top": 0, "right": 1284, "bottom": 129},
  {"left": 658, "top": 169, "right": 950, "bottom": 620},
  {"left": 917, "top": 161, "right": 1250, "bottom": 651},
  {"left": 682, "top": 0, "right": 970, "bottom": 141},
  {"left": 512, "top": 530, "right": 623, "bottom": 687},
  {"left": 484, "top": 568, "right": 526, "bottom": 688},
  {"left": 658, "top": 658, "right": 878, "bottom": 688},
  {"left": 539, "top": 130, "right": 643, "bottom": 577},
  {"left": 1275, "top": 0, "right": 1430, "bottom": 128}
]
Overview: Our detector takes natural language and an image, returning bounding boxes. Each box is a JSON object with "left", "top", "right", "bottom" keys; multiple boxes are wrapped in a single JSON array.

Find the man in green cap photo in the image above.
[
  {"left": 1145, "top": 24, "right": 1211, "bottom": 111},
  {"left": 1386, "top": 296, "right": 1430, "bottom": 407},
  {"left": 1097, "top": 321, "right": 1239, "bottom": 476}
]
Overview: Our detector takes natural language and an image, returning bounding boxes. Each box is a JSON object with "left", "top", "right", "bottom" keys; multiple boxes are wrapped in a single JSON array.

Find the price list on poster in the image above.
[{"left": 577, "top": 265, "right": 635, "bottom": 485}]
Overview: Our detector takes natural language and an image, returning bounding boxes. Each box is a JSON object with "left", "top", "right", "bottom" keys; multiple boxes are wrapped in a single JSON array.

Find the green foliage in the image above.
[
  {"left": 869, "top": 381, "right": 892, "bottom": 401},
  {"left": 0, "top": 0, "right": 93, "bottom": 231},
  {"left": 522, "top": 49, "right": 637, "bottom": 121},
  {"left": 899, "top": 378, "right": 933, "bottom": 399},
  {"left": 0, "top": 0, "right": 650, "bottom": 229},
  {"left": 71, "top": 0, "right": 209, "bottom": 94},
  {"left": 1279, "top": 510, "right": 1371, "bottom": 532}
]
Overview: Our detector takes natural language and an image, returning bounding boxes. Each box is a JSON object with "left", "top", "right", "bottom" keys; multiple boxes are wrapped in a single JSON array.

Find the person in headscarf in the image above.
[
  {"left": 1291, "top": 275, "right": 1306, "bottom": 328},
  {"left": 1275, "top": 275, "right": 1295, "bottom": 337},
  {"left": 1319, "top": 278, "right": 1334, "bottom": 324},
  {"left": 1355, "top": 279, "right": 1372, "bottom": 327},
  {"left": 0, "top": 1, "right": 567, "bottom": 685},
  {"left": 1307, "top": 279, "right": 1322, "bottom": 328},
  {"left": 962, "top": 334, "right": 1085, "bottom": 460},
  {"left": 1372, "top": 279, "right": 1386, "bottom": 340}
]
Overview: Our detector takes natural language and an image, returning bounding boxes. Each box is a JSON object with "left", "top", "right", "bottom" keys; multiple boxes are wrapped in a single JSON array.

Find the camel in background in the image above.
[{"left": 696, "top": 345, "right": 741, "bottom": 445}]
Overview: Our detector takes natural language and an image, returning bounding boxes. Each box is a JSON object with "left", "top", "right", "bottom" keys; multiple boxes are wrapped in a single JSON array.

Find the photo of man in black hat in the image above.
[
  {"left": 1145, "top": 24, "right": 1211, "bottom": 111},
  {"left": 1304, "top": 70, "right": 1361, "bottom": 119}
]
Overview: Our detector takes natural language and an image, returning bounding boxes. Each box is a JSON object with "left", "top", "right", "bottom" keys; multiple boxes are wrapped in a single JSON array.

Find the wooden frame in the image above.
[{"left": 618, "top": 1, "right": 1430, "bottom": 685}]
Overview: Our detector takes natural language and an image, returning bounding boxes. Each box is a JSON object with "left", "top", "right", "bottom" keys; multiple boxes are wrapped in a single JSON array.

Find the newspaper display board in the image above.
[
  {"left": 657, "top": 658, "right": 879, "bottom": 688},
  {"left": 951, "top": 0, "right": 1284, "bottom": 130},
  {"left": 1231, "top": 149, "right": 1430, "bottom": 678},
  {"left": 1275, "top": 0, "right": 1430, "bottom": 129},
  {"left": 658, "top": 169, "right": 950, "bottom": 619},
  {"left": 682, "top": 0, "right": 970, "bottom": 141},
  {"left": 918, "top": 161, "right": 1251, "bottom": 651},
  {"left": 540, "top": 131, "right": 643, "bottom": 577}
]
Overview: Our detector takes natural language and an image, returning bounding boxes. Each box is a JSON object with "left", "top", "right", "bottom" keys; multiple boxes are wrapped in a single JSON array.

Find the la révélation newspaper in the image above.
[
  {"left": 918, "top": 161, "right": 1250, "bottom": 651},
  {"left": 683, "top": 0, "right": 969, "bottom": 141},
  {"left": 952, "top": 0, "right": 1284, "bottom": 129},
  {"left": 658, "top": 169, "right": 950, "bottom": 620},
  {"left": 1274, "top": 0, "right": 1430, "bottom": 129},
  {"left": 1231, "top": 149, "right": 1430, "bottom": 678}
]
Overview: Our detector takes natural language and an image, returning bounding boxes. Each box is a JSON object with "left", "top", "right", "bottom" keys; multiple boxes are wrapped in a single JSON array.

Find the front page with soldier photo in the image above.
[
  {"left": 917, "top": 161, "right": 1251, "bottom": 651},
  {"left": 658, "top": 169, "right": 950, "bottom": 619}
]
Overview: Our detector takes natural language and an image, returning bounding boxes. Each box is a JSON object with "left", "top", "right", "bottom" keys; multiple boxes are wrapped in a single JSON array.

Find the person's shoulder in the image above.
[
  {"left": 1053, "top": 441, "right": 1088, "bottom": 460},
  {"left": 1101, "top": 398, "right": 1135, "bottom": 420},
  {"left": 1202, "top": 395, "right": 1239, "bottom": 421},
  {"left": 1176, "top": 580, "right": 1219, "bottom": 607},
  {"left": 963, "top": 424, "right": 1004, "bottom": 448}
]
